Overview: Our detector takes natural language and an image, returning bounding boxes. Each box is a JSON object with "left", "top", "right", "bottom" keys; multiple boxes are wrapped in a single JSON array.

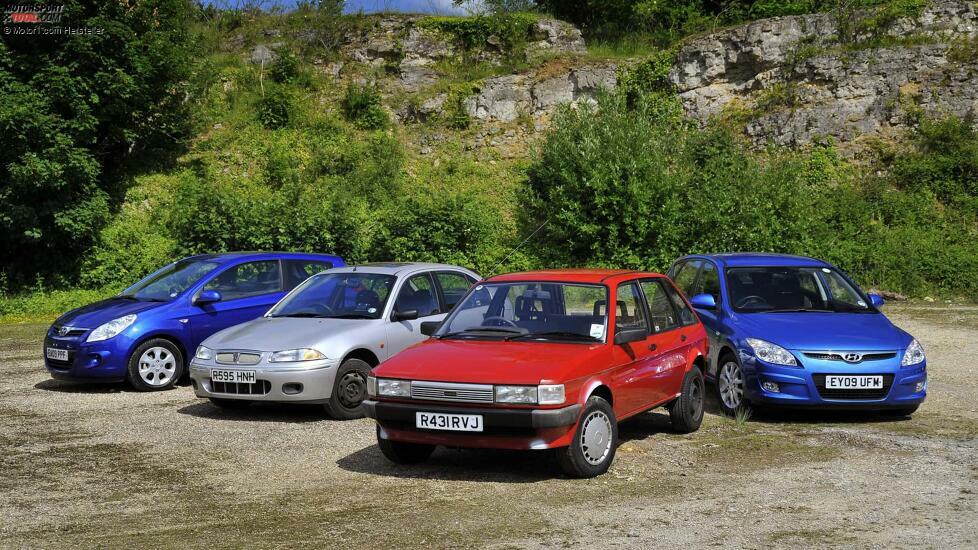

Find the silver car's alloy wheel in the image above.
[
  {"left": 719, "top": 360, "right": 744, "bottom": 409},
  {"left": 336, "top": 370, "right": 366, "bottom": 409},
  {"left": 138, "top": 347, "right": 176, "bottom": 387},
  {"left": 579, "top": 410, "right": 613, "bottom": 466}
]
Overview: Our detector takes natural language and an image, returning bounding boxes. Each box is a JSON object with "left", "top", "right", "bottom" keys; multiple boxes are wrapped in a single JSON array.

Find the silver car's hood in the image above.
[{"left": 203, "top": 316, "right": 379, "bottom": 353}]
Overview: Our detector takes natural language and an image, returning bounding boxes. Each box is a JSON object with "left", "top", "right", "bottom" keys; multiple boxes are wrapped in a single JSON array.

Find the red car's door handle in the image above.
[
  {"left": 681, "top": 334, "right": 687, "bottom": 341},
  {"left": 649, "top": 343, "right": 657, "bottom": 351}
]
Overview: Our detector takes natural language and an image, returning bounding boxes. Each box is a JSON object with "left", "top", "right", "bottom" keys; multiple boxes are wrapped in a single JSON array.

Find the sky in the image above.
[
  {"left": 343, "top": 0, "right": 472, "bottom": 14},
  {"left": 201, "top": 1, "right": 476, "bottom": 15}
]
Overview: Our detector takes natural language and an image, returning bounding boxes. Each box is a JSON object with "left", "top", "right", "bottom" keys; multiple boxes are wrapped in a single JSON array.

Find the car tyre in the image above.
[
  {"left": 376, "top": 425, "right": 435, "bottom": 464},
  {"left": 126, "top": 338, "right": 184, "bottom": 392},
  {"left": 324, "top": 358, "right": 371, "bottom": 420},
  {"left": 669, "top": 366, "right": 705, "bottom": 433},
  {"left": 880, "top": 405, "right": 920, "bottom": 417},
  {"left": 209, "top": 398, "right": 251, "bottom": 409},
  {"left": 556, "top": 396, "right": 618, "bottom": 478},
  {"left": 716, "top": 354, "right": 749, "bottom": 417}
]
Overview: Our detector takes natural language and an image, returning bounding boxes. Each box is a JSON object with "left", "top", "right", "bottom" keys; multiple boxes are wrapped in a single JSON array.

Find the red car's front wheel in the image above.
[{"left": 556, "top": 396, "right": 618, "bottom": 478}]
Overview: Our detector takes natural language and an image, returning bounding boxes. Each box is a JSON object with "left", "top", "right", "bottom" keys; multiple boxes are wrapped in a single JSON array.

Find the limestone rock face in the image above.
[
  {"left": 466, "top": 65, "right": 618, "bottom": 122},
  {"left": 250, "top": 44, "right": 277, "bottom": 65},
  {"left": 670, "top": 0, "right": 978, "bottom": 149},
  {"left": 527, "top": 18, "right": 587, "bottom": 57}
]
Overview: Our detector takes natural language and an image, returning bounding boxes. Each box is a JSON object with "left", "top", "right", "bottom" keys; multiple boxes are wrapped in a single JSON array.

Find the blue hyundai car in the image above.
[
  {"left": 44, "top": 252, "right": 344, "bottom": 391},
  {"left": 667, "top": 253, "right": 926, "bottom": 416}
]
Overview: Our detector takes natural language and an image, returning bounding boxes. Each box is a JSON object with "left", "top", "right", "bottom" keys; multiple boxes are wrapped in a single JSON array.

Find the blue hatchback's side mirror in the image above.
[
  {"left": 868, "top": 293, "right": 885, "bottom": 309},
  {"left": 194, "top": 289, "right": 222, "bottom": 305},
  {"left": 690, "top": 293, "right": 717, "bottom": 310}
]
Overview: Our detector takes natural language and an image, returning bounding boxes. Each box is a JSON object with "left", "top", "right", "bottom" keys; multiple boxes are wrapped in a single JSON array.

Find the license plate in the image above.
[
  {"left": 210, "top": 369, "right": 256, "bottom": 384},
  {"left": 415, "top": 412, "right": 483, "bottom": 432},
  {"left": 825, "top": 375, "right": 883, "bottom": 389},
  {"left": 45, "top": 347, "right": 68, "bottom": 361}
]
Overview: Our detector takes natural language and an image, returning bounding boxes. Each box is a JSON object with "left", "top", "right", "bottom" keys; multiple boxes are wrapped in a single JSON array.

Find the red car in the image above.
[{"left": 364, "top": 269, "right": 709, "bottom": 478}]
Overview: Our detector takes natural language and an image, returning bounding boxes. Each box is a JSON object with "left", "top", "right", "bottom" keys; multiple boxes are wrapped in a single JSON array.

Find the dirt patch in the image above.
[{"left": 1, "top": 305, "right": 976, "bottom": 547}]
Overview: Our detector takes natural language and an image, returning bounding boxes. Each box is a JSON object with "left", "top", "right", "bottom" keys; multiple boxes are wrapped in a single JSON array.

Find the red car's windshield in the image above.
[{"left": 436, "top": 282, "right": 609, "bottom": 342}]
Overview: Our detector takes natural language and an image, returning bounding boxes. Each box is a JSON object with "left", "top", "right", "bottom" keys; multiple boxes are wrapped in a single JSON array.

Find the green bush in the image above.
[
  {"left": 340, "top": 84, "right": 389, "bottom": 130},
  {"left": 527, "top": 89, "right": 978, "bottom": 297},
  {"left": 269, "top": 49, "right": 301, "bottom": 83},
  {"left": 256, "top": 87, "right": 295, "bottom": 129},
  {"left": 419, "top": 13, "right": 538, "bottom": 53}
]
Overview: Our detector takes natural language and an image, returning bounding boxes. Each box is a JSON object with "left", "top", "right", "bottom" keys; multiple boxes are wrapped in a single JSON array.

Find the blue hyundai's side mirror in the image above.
[
  {"left": 690, "top": 293, "right": 717, "bottom": 310},
  {"left": 194, "top": 289, "right": 222, "bottom": 305},
  {"left": 868, "top": 293, "right": 885, "bottom": 309}
]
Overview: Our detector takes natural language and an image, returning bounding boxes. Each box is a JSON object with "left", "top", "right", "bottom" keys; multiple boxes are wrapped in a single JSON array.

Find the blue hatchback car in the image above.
[
  {"left": 44, "top": 252, "right": 344, "bottom": 391},
  {"left": 668, "top": 253, "right": 926, "bottom": 416}
]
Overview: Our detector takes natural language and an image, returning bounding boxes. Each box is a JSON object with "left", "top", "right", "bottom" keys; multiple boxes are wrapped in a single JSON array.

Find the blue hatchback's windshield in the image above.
[
  {"left": 268, "top": 272, "right": 396, "bottom": 320},
  {"left": 727, "top": 267, "right": 875, "bottom": 313},
  {"left": 121, "top": 260, "right": 220, "bottom": 302}
]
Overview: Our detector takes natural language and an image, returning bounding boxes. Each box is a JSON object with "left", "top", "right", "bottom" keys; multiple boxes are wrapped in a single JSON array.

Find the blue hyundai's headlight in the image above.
[
  {"left": 746, "top": 338, "right": 797, "bottom": 366},
  {"left": 87, "top": 315, "right": 137, "bottom": 342},
  {"left": 901, "top": 339, "right": 925, "bottom": 366}
]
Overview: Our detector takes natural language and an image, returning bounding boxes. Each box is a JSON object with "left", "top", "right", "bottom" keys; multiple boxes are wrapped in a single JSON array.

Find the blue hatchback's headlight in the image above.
[
  {"left": 901, "top": 339, "right": 925, "bottom": 366},
  {"left": 746, "top": 338, "right": 798, "bottom": 366},
  {"left": 87, "top": 314, "right": 137, "bottom": 342}
]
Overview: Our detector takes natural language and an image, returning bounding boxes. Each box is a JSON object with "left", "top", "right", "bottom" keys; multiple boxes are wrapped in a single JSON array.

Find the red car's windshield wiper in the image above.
[
  {"left": 506, "top": 331, "right": 600, "bottom": 342},
  {"left": 440, "top": 327, "right": 526, "bottom": 339}
]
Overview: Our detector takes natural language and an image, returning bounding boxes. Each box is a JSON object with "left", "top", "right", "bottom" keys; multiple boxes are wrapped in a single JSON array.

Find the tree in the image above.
[{"left": 0, "top": 0, "right": 196, "bottom": 288}]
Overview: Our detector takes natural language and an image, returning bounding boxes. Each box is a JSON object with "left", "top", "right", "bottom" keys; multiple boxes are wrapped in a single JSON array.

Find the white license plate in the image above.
[
  {"left": 825, "top": 375, "right": 884, "bottom": 389},
  {"left": 45, "top": 347, "right": 68, "bottom": 361},
  {"left": 415, "top": 412, "right": 483, "bottom": 432},
  {"left": 210, "top": 369, "right": 256, "bottom": 384}
]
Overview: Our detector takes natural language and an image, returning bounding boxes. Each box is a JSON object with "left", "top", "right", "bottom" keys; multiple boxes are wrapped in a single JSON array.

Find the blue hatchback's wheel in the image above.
[
  {"left": 127, "top": 338, "right": 184, "bottom": 392},
  {"left": 717, "top": 358, "right": 746, "bottom": 416}
]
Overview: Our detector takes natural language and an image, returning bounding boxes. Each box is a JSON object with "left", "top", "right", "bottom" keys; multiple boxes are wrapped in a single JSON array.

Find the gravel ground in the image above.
[{"left": 1, "top": 304, "right": 976, "bottom": 548}]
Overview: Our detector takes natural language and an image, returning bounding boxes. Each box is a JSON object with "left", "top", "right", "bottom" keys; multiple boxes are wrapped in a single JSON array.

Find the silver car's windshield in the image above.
[
  {"left": 120, "top": 260, "right": 220, "bottom": 302},
  {"left": 268, "top": 272, "right": 396, "bottom": 320},
  {"left": 727, "top": 267, "right": 875, "bottom": 313},
  {"left": 436, "top": 282, "right": 609, "bottom": 342}
]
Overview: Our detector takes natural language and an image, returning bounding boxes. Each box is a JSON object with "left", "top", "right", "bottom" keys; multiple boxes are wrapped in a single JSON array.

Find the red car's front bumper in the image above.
[{"left": 364, "top": 399, "right": 582, "bottom": 450}]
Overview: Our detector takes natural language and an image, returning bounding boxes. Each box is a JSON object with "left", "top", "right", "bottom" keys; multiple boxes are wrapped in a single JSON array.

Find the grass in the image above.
[
  {"left": 0, "top": 287, "right": 117, "bottom": 325},
  {"left": 586, "top": 34, "right": 664, "bottom": 59}
]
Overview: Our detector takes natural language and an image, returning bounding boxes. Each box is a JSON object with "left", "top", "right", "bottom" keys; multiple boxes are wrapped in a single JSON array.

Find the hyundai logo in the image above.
[
  {"left": 58, "top": 326, "right": 70, "bottom": 337},
  {"left": 843, "top": 353, "right": 863, "bottom": 363}
]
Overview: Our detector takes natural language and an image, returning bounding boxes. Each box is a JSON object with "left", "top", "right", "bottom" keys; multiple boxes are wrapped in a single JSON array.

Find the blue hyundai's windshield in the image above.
[{"left": 120, "top": 260, "right": 220, "bottom": 302}]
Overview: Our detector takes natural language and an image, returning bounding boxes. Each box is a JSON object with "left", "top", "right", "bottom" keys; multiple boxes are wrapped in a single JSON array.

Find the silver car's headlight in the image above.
[
  {"left": 87, "top": 314, "right": 137, "bottom": 342},
  {"left": 269, "top": 348, "right": 326, "bottom": 362},
  {"left": 377, "top": 378, "right": 411, "bottom": 397},
  {"left": 901, "top": 339, "right": 925, "bottom": 366},
  {"left": 746, "top": 338, "right": 797, "bottom": 366},
  {"left": 195, "top": 346, "right": 214, "bottom": 360},
  {"left": 495, "top": 385, "right": 537, "bottom": 404}
]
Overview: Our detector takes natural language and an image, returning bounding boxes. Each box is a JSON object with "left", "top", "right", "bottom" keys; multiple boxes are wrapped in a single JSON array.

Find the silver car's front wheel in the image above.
[{"left": 718, "top": 359, "right": 745, "bottom": 414}]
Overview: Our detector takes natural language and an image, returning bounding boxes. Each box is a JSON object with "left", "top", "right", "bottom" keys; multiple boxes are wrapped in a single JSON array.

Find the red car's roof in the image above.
[{"left": 487, "top": 269, "right": 665, "bottom": 284}]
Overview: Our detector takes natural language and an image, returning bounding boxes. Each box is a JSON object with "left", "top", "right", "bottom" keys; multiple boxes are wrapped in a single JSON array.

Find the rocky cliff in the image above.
[
  {"left": 246, "top": 1, "right": 978, "bottom": 154},
  {"left": 670, "top": 0, "right": 978, "bottom": 150}
]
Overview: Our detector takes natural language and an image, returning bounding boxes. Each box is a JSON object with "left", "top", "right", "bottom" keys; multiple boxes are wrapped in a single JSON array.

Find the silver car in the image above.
[{"left": 189, "top": 263, "right": 480, "bottom": 418}]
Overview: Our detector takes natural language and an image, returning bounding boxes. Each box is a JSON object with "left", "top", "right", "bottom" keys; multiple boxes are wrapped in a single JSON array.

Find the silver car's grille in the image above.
[
  {"left": 802, "top": 352, "right": 897, "bottom": 364},
  {"left": 410, "top": 381, "right": 494, "bottom": 404},
  {"left": 216, "top": 352, "right": 262, "bottom": 365}
]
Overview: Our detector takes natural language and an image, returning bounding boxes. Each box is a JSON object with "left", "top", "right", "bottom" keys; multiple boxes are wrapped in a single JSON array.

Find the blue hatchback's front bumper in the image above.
[
  {"left": 43, "top": 327, "right": 134, "bottom": 382},
  {"left": 739, "top": 349, "right": 926, "bottom": 409}
]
